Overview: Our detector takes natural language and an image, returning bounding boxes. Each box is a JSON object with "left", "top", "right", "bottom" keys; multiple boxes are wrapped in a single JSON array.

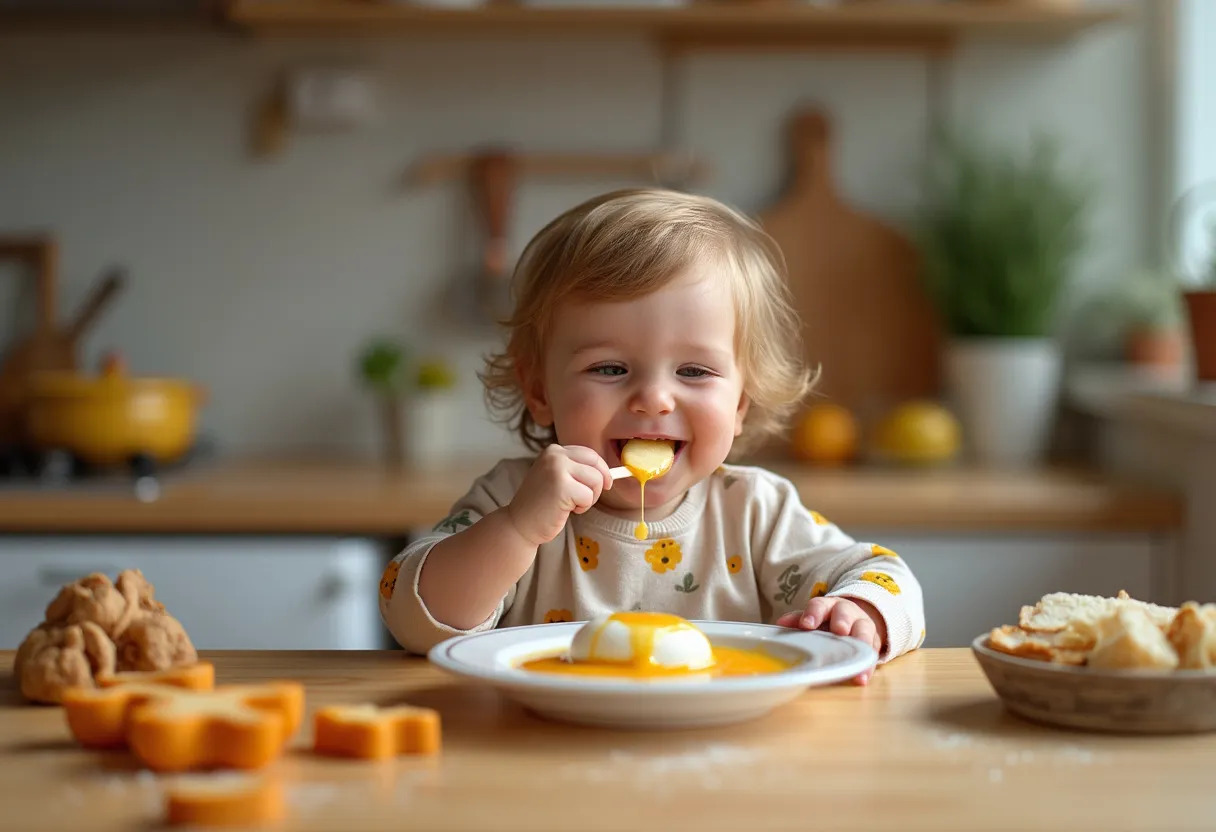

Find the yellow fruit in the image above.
[
  {"left": 872, "top": 400, "right": 961, "bottom": 465},
  {"left": 790, "top": 403, "right": 859, "bottom": 465}
]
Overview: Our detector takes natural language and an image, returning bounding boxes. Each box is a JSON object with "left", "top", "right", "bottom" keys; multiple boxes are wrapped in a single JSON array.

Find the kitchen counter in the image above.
[
  {"left": 0, "top": 457, "right": 1183, "bottom": 535},
  {"left": 2, "top": 647, "right": 1211, "bottom": 831}
]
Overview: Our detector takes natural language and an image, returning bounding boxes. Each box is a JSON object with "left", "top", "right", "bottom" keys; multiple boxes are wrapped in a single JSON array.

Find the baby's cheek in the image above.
[
  {"left": 552, "top": 394, "right": 609, "bottom": 444},
  {"left": 692, "top": 422, "right": 738, "bottom": 470}
]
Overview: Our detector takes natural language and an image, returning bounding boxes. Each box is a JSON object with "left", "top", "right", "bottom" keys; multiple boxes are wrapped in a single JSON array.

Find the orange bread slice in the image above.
[
  {"left": 128, "top": 683, "right": 305, "bottom": 771},
  {"left": 98, "top": 661, "right": 215, "bottom": 691},
  {"left": 63, "top": 682, "right": 303, "bottom": 769},
  {"left": 64, "top": 664, "right": 217, "bottom": 748},
  {"left": 314, "top": 703, "right": 441, "bottom": 759},
  {"left": 164, "top": 772, "right": 284, "bottom": 827},
  {"left": 63, "top": 683, "right": 181, "bottom": 749}
]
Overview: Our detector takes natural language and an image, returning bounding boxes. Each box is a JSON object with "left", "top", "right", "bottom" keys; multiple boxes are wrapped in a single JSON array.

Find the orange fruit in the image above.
[{"left": 790, "top": 403, "right": 859, "bottom": 465}]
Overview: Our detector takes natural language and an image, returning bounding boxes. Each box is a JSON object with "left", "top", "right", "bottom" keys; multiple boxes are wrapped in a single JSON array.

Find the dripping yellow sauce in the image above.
[
  {"left": 519, "top": 611, "right": 793, "bottom": 679},
  {"left": 620, "top": 440, "right": 674, "bottom": 541},
  {"left": 634, "top": 476, "right": 649, "bottom": 540}
]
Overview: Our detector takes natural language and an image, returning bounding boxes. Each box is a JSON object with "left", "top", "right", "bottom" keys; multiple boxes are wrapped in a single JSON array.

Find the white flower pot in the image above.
[
  {"left": 404, "top": 393, "right": 458, "bottom": 470},
  {"left": 944, "top": 338, "right": 1063, "bottom": 468}
]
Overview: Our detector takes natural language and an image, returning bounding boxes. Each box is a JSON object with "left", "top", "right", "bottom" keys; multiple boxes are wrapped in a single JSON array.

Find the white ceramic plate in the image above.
[{"left": 428, "top": 621, "right": 877, "bottom": 729}]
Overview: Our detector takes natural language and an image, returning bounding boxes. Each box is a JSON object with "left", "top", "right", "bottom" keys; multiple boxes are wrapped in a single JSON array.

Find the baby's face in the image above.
[{"left": 525, "top": 264, "right": 748, "bottom": 519}]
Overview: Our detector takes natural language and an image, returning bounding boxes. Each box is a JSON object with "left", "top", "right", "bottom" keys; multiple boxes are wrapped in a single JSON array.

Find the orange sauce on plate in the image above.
[
  {"left": 519, "top": 611, "right": 793, "bottom": 679},
  {"left": 519, "top": 646, "right": 792, "bottom": 679}
]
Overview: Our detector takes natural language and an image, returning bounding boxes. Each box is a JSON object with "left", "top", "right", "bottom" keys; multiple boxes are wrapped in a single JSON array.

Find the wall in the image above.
[
  {"left": 1174, "top": 0, "right": 1216, "bottom": 276},
  {"left": 0, "top": 6, "right": 1151, "bottom": 461}
]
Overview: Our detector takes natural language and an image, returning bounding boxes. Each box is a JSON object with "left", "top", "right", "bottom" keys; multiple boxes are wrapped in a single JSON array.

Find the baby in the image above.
[{"left": 380, "top": 188, "right": 925, "bottom": 684}]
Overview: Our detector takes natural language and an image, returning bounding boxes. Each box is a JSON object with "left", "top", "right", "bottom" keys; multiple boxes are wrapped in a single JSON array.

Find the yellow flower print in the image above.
[
  {"left": 726, "top": 555, "right": 743, "bottom": 574},
  {"left": 860, "top": 571, "right": 901, "bottom": 595},
  {"left": 811, "top": 511, "right": 830, "bottom": 526},
  {"left": 544, "top": 609, "right": 574, "bottom": 624},
  {"left": 645, "top": 538, "right": 683, "bottom": 574},
  {"left": 379, "top": 560, "right": 401, "bottom": 601},
  {"left": 871, "top": 544, "right": 900, "bottom": 559},
  {"left": 918, "top": 628, "right": 926, "bottom": 647},
  {"left": 809, "top": 581, "right": 828, "bottom": 599},
  {"left": 576, "top": 536, "right": 600, "bottom": 571}
]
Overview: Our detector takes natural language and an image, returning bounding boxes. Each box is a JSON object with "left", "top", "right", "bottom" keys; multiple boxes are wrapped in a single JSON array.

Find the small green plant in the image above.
[
  {"left": 356, "top": 338, "right": 457, "bottom": 396},
  {"left": 914, "top": 130, "right": 1093, "bottom": 338},
  {"left": 1117, "top": 268, "right": 1184, "bottom": 332},
  {"left": 357, "top": 338, "right": 408, "bottom": 396}
]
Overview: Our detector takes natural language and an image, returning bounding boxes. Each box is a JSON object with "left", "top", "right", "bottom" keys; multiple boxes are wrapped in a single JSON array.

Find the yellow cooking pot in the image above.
[{"left": 23, "top": 355, "right": 205, "bottom": 468}]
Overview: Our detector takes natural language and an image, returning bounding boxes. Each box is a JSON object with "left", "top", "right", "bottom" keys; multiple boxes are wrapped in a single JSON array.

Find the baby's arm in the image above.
[
  {"left": 749, "top": 473, "right": 925, "bottom": 662},
  {"left": 381, "top": 447, "right": 611, "bottom": 654},
  {"left": 421, "top": 445, "right": 612, "bottom": 628},
  {"left": 380, "top": 472, "right": 513, "bottom": 655},
  {"left": 417, "top": 507, "right": 538, "bottom": 631}
]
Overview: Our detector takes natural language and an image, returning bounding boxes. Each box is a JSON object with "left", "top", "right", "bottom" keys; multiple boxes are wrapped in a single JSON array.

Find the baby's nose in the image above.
[{"left": 628, "top": 381, "right": 675, "bottom": 415}]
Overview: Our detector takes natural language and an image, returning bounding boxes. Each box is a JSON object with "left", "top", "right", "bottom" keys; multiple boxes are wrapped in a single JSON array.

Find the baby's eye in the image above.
[
  {"left": 677, "top": 366, "right": 715, "bottom": 378},
  {"left": 588, "top": 364, "right": 627, "bottom": 377}
]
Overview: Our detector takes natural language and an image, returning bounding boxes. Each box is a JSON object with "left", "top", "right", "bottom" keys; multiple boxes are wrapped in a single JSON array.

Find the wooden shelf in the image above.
[
  {"left": 222, "top": 0, "right": 1132, "bottom": 52},
  {"left": 0, "top": 457, "right": 1183, "bottom": 534}
]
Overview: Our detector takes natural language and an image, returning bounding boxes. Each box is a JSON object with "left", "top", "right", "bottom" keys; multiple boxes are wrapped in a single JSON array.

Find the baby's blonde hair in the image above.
[{"left": 481, "top": 188, "right": 815, "bottom": 457}]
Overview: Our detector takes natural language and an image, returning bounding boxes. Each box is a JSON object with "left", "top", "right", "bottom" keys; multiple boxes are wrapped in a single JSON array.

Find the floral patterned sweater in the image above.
[{"left": 380, "top": 459, "right": 926, "bottom": 661}]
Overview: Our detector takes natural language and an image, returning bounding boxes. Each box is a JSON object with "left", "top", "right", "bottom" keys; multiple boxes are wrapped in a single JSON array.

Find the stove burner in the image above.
[{"left": 0, "top": 439, "right": 212, "bottom": 502}]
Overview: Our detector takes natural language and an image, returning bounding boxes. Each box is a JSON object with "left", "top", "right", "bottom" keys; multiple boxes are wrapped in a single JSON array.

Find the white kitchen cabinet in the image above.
[
  {"left": 0, "top": 536, "right": 390, "bottom": 650},
  {"left": 0, "top": 528, "right": 1174, "bottom": 653},
  {"left": 851, "top": 529, "right": 1172, "bottom": 648}
]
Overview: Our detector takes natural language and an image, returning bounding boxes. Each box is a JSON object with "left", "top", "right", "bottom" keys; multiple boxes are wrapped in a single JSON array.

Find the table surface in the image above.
[{"left": 2, "top": 647, "right": 1212, "bottom": 831}]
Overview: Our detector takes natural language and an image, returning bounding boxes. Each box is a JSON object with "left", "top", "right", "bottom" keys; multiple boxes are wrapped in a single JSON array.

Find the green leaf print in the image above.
[
  {"left": 433, "top": 510, "right": 473, "bottom": 534},
  {"left": 723, "top": 474, "right": 738, "bottom": 489},
  {"left": 674, "top": 572, "right": 700, "bottom": 593},
  {"left": 773, "top": 565, "right": 806, "bottom": 606}
]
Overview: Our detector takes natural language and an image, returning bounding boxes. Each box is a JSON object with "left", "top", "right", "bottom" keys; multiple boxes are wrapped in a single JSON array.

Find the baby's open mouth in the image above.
[{"left": 610, "top": 438, "right": 685, "bottom": 467}]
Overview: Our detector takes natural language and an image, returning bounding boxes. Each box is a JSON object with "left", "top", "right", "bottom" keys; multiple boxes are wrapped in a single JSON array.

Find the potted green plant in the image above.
[
  {"left": 914, "top": 130, "right": 1092, "bottom": 466},
  {"left": 404, "top": 356, "right": 459, "bottom": 469},
  {"left": 1118, "top": 269, "right": 1186, "bottom": 368},
  {"left": 357, "top": 338, "right": 410, "bottom": 469},
  {"left": 357, "top": 339, "right": 459, "bottom": 469}
]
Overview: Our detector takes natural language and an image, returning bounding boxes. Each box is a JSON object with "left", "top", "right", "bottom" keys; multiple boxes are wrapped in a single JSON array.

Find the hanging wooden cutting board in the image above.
[{"left": 759, "top": 108, "right": 942, "bottom": 429}]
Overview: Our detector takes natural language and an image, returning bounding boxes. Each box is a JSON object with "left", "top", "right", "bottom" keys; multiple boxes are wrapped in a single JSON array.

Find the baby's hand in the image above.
[
  {"left": 776, "top": 597, "right": 886, "bottom": 685},
  {"left": 507, "top": 445, "right": 612, "bottom": 547}
]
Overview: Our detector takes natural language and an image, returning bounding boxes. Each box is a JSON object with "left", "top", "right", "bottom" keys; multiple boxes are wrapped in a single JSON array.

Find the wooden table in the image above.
[{"left": 2, "top": 648, "right": 1211, "bottom": 831}]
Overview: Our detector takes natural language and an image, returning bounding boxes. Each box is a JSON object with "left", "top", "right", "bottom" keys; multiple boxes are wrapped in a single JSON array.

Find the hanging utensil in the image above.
[{"left": 470, "top": 149, "right": 516, "bottom": 324}]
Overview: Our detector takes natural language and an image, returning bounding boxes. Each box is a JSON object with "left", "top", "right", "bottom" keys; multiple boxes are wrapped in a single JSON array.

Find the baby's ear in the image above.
[
  {"left": 734, "top": 393, "right": 750, "bottom": 436},
  {"left": 516, "top": 364, "right": 553, "bottom": 428}
]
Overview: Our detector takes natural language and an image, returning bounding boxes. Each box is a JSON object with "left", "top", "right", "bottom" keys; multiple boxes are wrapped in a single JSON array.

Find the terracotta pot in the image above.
[
  {"left": 1124, "top": 328, "right": 1184, "bottom": 368},
  {"left": 1184, "top": 290, "right": 1216, "bottom": 382}
]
